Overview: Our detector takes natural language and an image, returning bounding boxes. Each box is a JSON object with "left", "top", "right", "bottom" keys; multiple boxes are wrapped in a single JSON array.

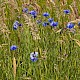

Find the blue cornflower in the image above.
[
  {"left": 43, "top": 12, "right": 49, "bottom": 17},
  {"left": 66, "top": 23, "right": 75, "bottom": 29},
  {"left": 48, "top": 18, "right": 53, "bottom": 23},
  {"left": 78, "top": 22, "right": 80, "bottom": 26},
  {"left": 30, "top": 52, "right": 38, "bottom": 62},
  {"left": 13, "top": 21, "right": 19, "bottom": 30},
  {"left": 18, "top": 23, "right": 22, "bottom": 26},
  {"left": 30, "top": 57, "right": 38, "bottom": 62},
  {"left": 10, "top": 45, "right": 17, "bottom": 50},
  {"left": 64, "top": 10, "right": 70, "bottom": 14},
  {"left": 29, "top": 10, "right": 37, "bottom": 18},
  {"left": 22, "top": 8, "right": 28, "bottom": 13},
  {"left": 42, "top": 22, "right": 49, "bottom": 27},
  {"left": 50, "top": 21, "right": 58, "bottom": 27},
  {"left": 13, "top": 21, "right": 22, "bottom": 30}
]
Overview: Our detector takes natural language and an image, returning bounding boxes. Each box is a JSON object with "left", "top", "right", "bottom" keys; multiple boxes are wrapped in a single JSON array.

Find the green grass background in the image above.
[{"left": 0, "top": 0, "right": 80, "bottom": 80}]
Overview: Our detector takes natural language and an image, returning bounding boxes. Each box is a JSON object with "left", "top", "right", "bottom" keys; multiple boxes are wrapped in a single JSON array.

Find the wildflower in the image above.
[
  {"left": 13, "top": 21, "right": 22, "bottom": 30},
  {"left": 13, "top": 21, "right": 19, "bottom": 30},
  {"left": 50, "top": 21, "right": 58, "bottom": 27},
  {"left": 10, "top": 45, "right": 17, "bottom": 50},
  {"left": 78, "top": 22, "right": 80, "bottom": 26},
  {"left": 43, "top": 12, "right": 49, "bottom": 17},
  {"left": 48, "top": 18, "right": 53, "bottom": 23},
  {"left": 42, "top": 22, "right": 49, "bottom": 27},
  {"left": 63, "top": 10, "right": 70, "bottom": 14},
  {"left": 18, "top": 23, "right": 22, "bottom": 26},
  {"left": 29, "top": 10, "right": 37, "bottom": 18},
  {"left": 30, "top": 52, "right": 38, "bottom": 62},
  {"left": 66, "top": 23, "right": 75, "bottom": 29},
  {"left": 22, "top": 8, "right": 28, "bottom": 13}
]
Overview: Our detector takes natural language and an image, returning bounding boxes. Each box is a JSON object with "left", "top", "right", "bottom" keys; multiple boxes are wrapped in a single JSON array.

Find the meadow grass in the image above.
[{"left": 0, "top": 0, "right": 80, "bottom": 80}]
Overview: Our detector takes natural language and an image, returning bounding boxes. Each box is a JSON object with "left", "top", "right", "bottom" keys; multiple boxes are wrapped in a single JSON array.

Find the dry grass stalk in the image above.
[
  {"left": 73, "top": 0, "right": 79, "bottom": 19},
  {"left": 30, "top": 3, "right": 41, "bottom": 14},
  {"left": 60, "top": 0, "right": 67, "bottom": 5},
  {"left": 73, "top": 39, "right": 80, "bottom": 47},
  {"left": 69, "top": 5, "right": 76, "bottom": 20},
  {"left": 69, "top": 19, "right": 80, "bottom": 23},
  {"left": 8, "top": 0, "right": 19, "bottom": 11},
  {"left": 13, "top": 57, "right": 16, "bottom": 80},
  {"left": 27, "top": 0, "right": 36, "bottom": 4},
  {"left": 47, "top": 0, "right": 55, "bottom": 6},
  {"left": 22, "top": 14, "right": 41, "bottom": 40},
  {"left": 23, "top": 1, "right": 41, "bottom": 14},
  {"left": 0, "top": 23, "right": 10, "bottom": 34}
]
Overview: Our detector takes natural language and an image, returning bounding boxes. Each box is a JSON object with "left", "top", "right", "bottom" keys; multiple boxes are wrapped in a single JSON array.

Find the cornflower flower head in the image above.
[
  {"left": 50, "top": 21, "right": 58, "bottom": 27},
  {"left": 29, "top": 10, "right": 37, "bottom": 18},
  {"left": 42, "top": 22, "right": 49, "bottom": 27},
  {"left": 48, "top": 18, "right": 54, "bottom": 23},
  {"left": 22, "top": 8, "right": 28, "bottom": 13},
  {"left": 18, "top": 23, "right": 22, "bottom": 26},
  {"left": 63, "top": 9, "right": 70, "bottom": 14},
  {"left": 66, "top": 23, "right": 75, "bottom": 29},
  {"left": 13, "top": 21, "right": 22, "bottom": 30},
  {"left": 13, "top": 21, "right": 19, "bottom": 30},
  {"left": 43, "top": 12, "right": 49, "bottom": 17},
  {"left": 30, "top": 52, "right": 38, "bottom": 62},
  {"left": 10, "top": 45, "right": 17, "bottom": 50}
]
